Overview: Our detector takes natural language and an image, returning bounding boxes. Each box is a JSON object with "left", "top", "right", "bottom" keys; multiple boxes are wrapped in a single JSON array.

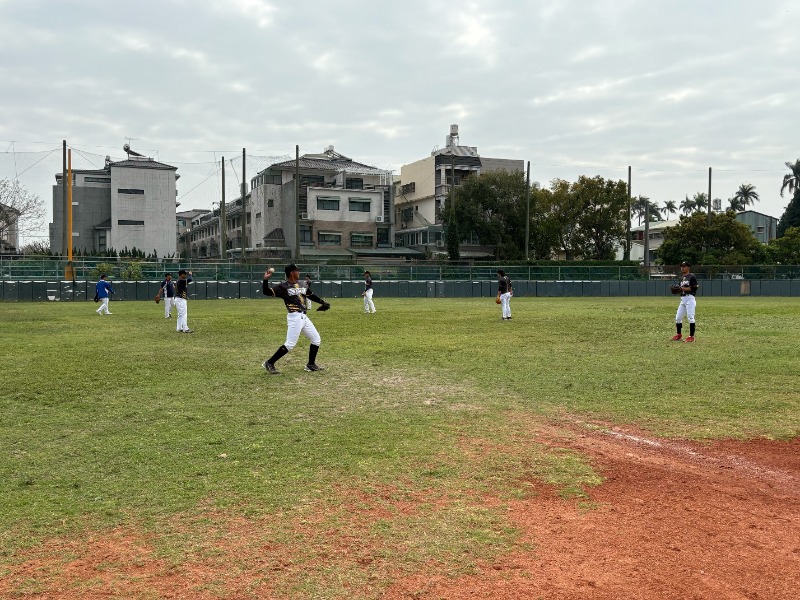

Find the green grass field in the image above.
[{"left": 2, "top": 296, "right": 799, "bottom": 596}]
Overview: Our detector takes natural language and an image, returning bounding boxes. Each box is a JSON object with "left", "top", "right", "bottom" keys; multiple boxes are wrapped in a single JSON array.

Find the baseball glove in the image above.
[
  {"left": 670, "top": 285, "right": 682, "bottom": 295},
  {"left": 317, "top": 301, "right": 331, "bottom": 311},
  {"left": 495, "top": 297, "right": 502, "bottom": 304},
  {"left": 154, "top": 294, "right": 161, "bottom": 304}
]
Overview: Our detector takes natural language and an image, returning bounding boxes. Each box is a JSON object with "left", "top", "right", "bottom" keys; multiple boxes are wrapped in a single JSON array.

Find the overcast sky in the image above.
[{"left": 1, "top": 0, "right": 798, "bottom": 244}]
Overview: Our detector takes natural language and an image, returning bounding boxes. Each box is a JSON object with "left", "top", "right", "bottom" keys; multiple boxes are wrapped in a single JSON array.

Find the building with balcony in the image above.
[
  {"left": 50, "top": 151, "right": 179, "bottom": 257},
  {"left": 393, "top": 124, "right": 524, "bottom": 257},
  {"left": 250, "top": 146, "right": 418, "bottom": 260}
]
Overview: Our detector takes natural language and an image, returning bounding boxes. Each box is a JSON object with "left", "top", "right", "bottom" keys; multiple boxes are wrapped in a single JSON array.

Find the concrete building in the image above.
[
  {"left": 0, "top": 202, "right": 20, "bottom": 253},
  {"left": 393, "top": 124, "right": 524, "bottom": 257},
  {"left": 50, "top": 152, "right": 179, "bottom": 257}
]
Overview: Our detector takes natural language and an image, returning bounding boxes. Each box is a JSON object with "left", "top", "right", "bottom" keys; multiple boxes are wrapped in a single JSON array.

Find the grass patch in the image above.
[{"left": 1, "top": 296, "right": 799, "bottom": 595}]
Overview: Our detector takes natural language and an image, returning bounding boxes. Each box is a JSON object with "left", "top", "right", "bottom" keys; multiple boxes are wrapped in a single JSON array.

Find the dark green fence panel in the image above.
[
  {"left": 341, "top": 281, "right": 362, "bottom": 298},
  {"left": 217, "top": 281, "right": 236, "bottom": 299},
  {"left": 792, "top": 280, "right": 800, "bottom": 296},
  {"left": 31, "top": 281, "right": 48, "bottom": 301},
  {"left": 628, "top": 281, "right": 647, "bottom": 297},
  {"left": 407, "top": 281, "right": 427, "bottom": 297},
  {"left": 583, "top": 281, "right": 602, "bottom": 296},
  {"left": 203, "top": 281, "right": 217, "bottom": 299}
]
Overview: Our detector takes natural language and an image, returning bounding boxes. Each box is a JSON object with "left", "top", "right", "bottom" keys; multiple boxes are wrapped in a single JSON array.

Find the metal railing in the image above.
[{"left": 1, "top": 256, "right": 799, "bottom": 282}]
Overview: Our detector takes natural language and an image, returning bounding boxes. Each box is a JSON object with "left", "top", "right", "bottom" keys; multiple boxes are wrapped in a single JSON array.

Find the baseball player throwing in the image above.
[
  {"left": 672, "top": 260, "right": 698, "bottom": 342},
  {"left": 262, "top": 264, "right": 330, "bottom": 374}
]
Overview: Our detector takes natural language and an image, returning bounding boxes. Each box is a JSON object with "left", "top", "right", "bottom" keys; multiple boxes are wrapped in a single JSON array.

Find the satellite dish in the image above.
[{"left": 123, "top": 143, "right": 130, "bottom": 152}]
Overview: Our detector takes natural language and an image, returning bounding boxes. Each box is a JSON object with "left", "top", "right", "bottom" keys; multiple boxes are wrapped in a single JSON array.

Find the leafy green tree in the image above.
[
  {"left": 658, "top": 212, "right": 766, "bottom": 265},
  {"left": 570, "top": 176, "right": 629, "bottom": 259},
  {"left": 445, "top": 169, "right": 528, "bottom": 260},
  {"left": 538, "top": 178, "right": 582, "bottom": 259},
  {"left": 778, "top": 159, "right": 800, "bottom": 237},
  {"left": 767, "top": 226, "right": 800, "bottom": 264},
  {"left": 632, "top": 196, "right": 662, "bottom": 224}
]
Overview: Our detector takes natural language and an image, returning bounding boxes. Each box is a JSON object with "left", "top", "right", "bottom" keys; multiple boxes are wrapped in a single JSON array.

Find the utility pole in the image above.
[
  {"left": 707, "top": 167, "right": 712, "bottom": 226},
  {"left": 241, "top": 148, "right": 246, "bottom": 258},
  {"left": 525, "top": 161, "right": 531, "bottom": 261},
  {"left": 625, "top": 166, "right": 632, "bottom": 261},
  {"left": 295, "top": 145, "right": 300, "bottom": 260},
  {"left": 644, "top": 201, "right": 650, "bottom": 269},
  {"left": 220, "top": 156, "right": 227, "bottom": 261},
  {"left": 61, "top": 140, "right": 68, "bottom": 258},
  {"left": 66, "top": 149, "right": 74, "bottom": 281}
]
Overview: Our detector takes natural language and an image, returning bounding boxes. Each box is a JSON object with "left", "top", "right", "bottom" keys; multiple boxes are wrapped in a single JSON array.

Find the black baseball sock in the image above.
[
  {"left": 689, "top": 323, "right": 695, "bottom": 336},
  {"left": 676, "top": 323, "right": 682, "bottom": 334},
  {"left": 308, "top": 344, "right": 319, "bottom": 365},
  {"left": 268, "top": 345, "right": 289, "bottom": 365}
]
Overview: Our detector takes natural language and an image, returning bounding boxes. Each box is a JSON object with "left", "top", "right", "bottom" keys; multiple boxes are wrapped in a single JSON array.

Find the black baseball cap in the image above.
[
  {"left": 680, "top": 261, "right": 691, "bottom": 267},
  {"left": 284, "top": 264, "right": 299, "bottom": 276}
]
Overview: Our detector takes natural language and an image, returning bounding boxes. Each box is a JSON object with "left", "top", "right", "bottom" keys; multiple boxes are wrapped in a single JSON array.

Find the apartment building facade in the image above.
[
  {"left": 393, "top": 124, "right": 524, "bottom": 257},
  {"left": 50, "top": 153, "right": 179, "bottom": 257}
]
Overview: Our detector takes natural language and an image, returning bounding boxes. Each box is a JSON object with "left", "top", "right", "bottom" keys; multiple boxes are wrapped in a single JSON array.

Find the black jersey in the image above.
[
  {"left": 263, "top": 278, "right": 323, "bottom": 313},
  {"left": 498, "top": 275, "right": 512, "bottom": 294},
  {"left": 364, "top": 276, "right": 372, "bottom": 291},
  {"left": 176, "top": 276, "right": 192, "bottom": 299},
  {"left": 679, "top": 272, "right": 698, "bottom": 296},
  {"left": 160, "top": 279, "right": 176, "bottom": 298}
]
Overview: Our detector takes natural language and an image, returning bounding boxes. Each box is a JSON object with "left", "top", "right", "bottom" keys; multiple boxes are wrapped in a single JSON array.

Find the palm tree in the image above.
[
  {"left": 781, "top": 159, "right": 800, "bottom": 198},
  {"left": 732, "top": 183, "right": 759, "bottom": 211},
  {"left": 632, "top": 195, "right": 648, "bottom": 225},
  {"left": 662, "top": 200, "right": 678, "bottom": 220},
  {"left": 679, "top": 195, "right": 695, "bottom": 216},
  {"left": 692, "top": 192, "right": 708, "bottom": 212},
  {"left": 728, "top": 196, "right": 746, "bottom": 212}
]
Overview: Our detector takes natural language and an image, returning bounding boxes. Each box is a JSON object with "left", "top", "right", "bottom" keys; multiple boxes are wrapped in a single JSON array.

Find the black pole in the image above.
[
  {"left": 241, "top": 148, "right": 246, "bottom": 258},
  {"left": 295, "top": 145, "right": 300, "bottom": 260},
  {"left": 62, "top": 140, "right": 68, "bottom": 258},
  {"left": 525, "top": 161, "right": 531, "bottom": 261},
  {"left": 626, "top": 166, "right": 632, "bottom": 261},
  {"left": 220, "top": 156, "right": 226, "bottom": 260}
]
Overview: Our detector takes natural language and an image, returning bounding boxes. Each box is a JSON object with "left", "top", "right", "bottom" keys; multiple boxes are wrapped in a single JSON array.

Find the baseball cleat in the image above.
[
  {"left": 263, "top": 361, "right": 280, "bottom": 375},
  {"left": 304, "top": 364, "right": 324, "bottom": 372},
  {"left": 671, "top": 334, "right": 682, "bottom": 341},
  {"left": 183, "top": 329, "right": 194, "bottom": 333},
  {"left": 683, "top": 336, "right": 695, "bottom": 343}
]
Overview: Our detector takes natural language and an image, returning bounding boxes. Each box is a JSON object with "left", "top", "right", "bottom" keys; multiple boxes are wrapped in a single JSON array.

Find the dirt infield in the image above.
[{"left": 3, "top": 423, "right": 799, "bottom": 599}]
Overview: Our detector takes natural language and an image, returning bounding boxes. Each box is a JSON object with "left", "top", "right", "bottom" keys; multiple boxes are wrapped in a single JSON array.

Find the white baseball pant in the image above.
[
  {"left": 175, "top": 298, "right": 189, "bottom": 331},
  {"left": 363, "top": 289, "right": 376, "bottom": 313},
  {"left": 675, "top": 295, "right": 696, "bottom": 324},
  {"left": 500, "top": 292, "right": 512, "bottom": 319},
  {"left": 163, "top": 296, "right": 174, "bottom": 318},
  {"left": 285, "top": 312, "right": 321, "bottom": 350}
]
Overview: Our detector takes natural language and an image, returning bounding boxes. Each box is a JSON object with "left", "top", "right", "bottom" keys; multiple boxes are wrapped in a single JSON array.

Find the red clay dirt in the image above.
[{"left": 2, "top": 423, "right": 799, "bottom": 599}]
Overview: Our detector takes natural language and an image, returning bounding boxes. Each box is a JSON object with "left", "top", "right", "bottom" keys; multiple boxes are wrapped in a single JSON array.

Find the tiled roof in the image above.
[
  {"left": 269, "top": 157, "right": 387, "bottom": 175},
  {"left": 109, "top": 158, "right": 177, "bottom": 170}
]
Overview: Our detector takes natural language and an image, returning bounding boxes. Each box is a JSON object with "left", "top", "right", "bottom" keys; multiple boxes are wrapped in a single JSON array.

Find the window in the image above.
[
  {"left": 300, "top": 225, "right": 312, "bottom": 244},
  {"left": 98, "top": 232, "right": 107, "bottom": 253},
  {"left": 255, "top": 212, "right": 262, "bottom": 219},
  {"left": 377, "top": 228, "right": 389, "bottom": 246},
  {"left": 318, "top": 232, "right": 341, "bottom": 246},
  {"left": 317, "top": 196, "right": 341, "bottom": 211},
  {"left": 85, "top": 177, "right": 111, "bottom": 183},
  {"left": 350, "top": 233, "right": 373, "bottom": 248},
  {"left": 348, "top": 198, "right": 371, "bottom": 212},
  {"left": 757, "top": 226, "right": 765, "bottom": 233},
  {"left": 118, "top": 219, "right": 144, "bottom": 225},
  {"left": 263, "top": 170, "right": 282, "bottom": 185},
  {"left": 346, "top": 178, "right": 363, "bottom": 190},
  {"left": 401, "top": 182, "right": 415, "bottom": 195},
  {"left": 118, "top": 188, "right": 145, "bottom": 195},
  {"left": 178, "top": 219, "right": 186, "bottom": 227},
  {"left": 267, "top": 198, "right": 274, "bottom": 207}
]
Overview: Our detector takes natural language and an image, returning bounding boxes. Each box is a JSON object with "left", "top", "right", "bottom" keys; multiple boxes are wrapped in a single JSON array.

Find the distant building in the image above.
[
  {"left": 393, "top": 124, "right": 524, "bottom": 257},
  {"left": 186, "top": 147, "right": 405, "bottom": 261},
  {"left": 626, "top": 219, "right": 681, "bottom": 264},
  {"left": 735, "top": 210, "right": 778, "bottom": 244},
  {"left": 50, "top": 151, "right": 179, "bottom": 256},
  {"left": 0, "top": 202, "right": 20, "bottom": 253}
]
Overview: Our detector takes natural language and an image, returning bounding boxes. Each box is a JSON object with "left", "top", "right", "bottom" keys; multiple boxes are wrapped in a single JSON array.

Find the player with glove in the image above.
[
  {"left": 671, "top": 261, "right": 698, "bottom": 342},
  {"left": 261, "top": 263, "right": 330, "bottom": 374}
]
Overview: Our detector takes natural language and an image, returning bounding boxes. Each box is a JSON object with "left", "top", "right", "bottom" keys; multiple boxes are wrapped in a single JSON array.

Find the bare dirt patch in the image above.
[{"left": 2, "top": 423, "right": 798, "bottom": 599}]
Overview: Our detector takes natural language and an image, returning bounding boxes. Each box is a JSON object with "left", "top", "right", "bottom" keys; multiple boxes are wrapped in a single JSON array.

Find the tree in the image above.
[
  {"left": 538, "top": 178, "right": 583, "bottom": 259},
  {"left": 658, "top": 212, "right": 766, "bottom": 265},
  {"left": 570, "top": 175, "right": 629, "bottom": 260},
  {"left": 679, "top": 195, "right": 696, "bottom": 216},
  {"left": 767, "top": 226, "right": 800, "bottom": 264},
  {"left": 18, "top": 240, "right": 51, "bottom": 255},
  {"left": 692, "top": 192, "right": 709, "bottom": 212},
  {"left": 631, "top": 195, "right": 663, "bottom": 224},
  {"left": 662, "top": 200, "right": 678, "bottom": 220},
  {"left": 727, "top": 196, "right": 746, "bottom": 212},
  {"left": 0, "top": 179, "right": 45, "bottom": 251},
  {"left": 778, "top": 159, "right": 800, "bottom": 237},
  {"left": 445, "top": 169, "right": 528, "bottom": 260},
  {"left": 731, "top": 183, "right": 759, "bottom": 211}
]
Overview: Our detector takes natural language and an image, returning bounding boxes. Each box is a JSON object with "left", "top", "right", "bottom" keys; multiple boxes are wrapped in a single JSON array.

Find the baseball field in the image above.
[{"left": 1, "top": 297, "right": 799, "bottom": 598}]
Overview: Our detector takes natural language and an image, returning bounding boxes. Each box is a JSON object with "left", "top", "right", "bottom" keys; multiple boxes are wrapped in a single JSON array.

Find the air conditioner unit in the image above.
[
  {"left": 375, "top": 216, "right": 384, "bottom": 223},
  {"left": 300, "top": 212, "right": 309, "bottom": 220},
  {"left": 435, "top": 240, "right": 445, "bottom": 248}
]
